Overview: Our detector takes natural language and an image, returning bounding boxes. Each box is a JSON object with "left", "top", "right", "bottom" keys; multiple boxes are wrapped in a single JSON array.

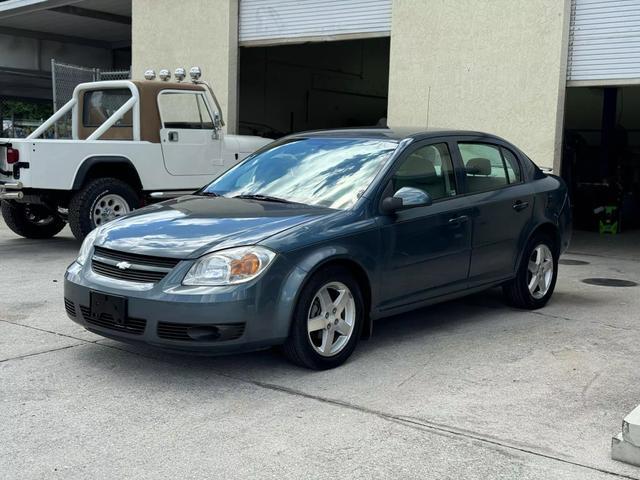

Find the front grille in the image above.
[
  {"left": 157, "top": 322, "right": 245, "bottom": 342},
  {"left": 91, "top": 246, "right": 181, "bottom": 284},
  {"left": 93, "top": 246, "right": 180, "bottom": 269},
  {"left": 79, "top": 305, "right": 146, "bottom": 335},
  {"left": 64, "top": 298, "right": 76, "bottom": 317}
]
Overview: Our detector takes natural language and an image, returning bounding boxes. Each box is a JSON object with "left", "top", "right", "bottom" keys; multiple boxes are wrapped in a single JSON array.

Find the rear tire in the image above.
[
  {"left": 503, "top": 233, "right": 558, "bottom": 309},
  {"left": 1, "top": 201, "right": 65, "bottom": 239},
  {"left": 68, "top": 178, "right": 139, "bottom": 241},
  {"left": 283, "top": 266, "right": 364, "bottom": 370}
]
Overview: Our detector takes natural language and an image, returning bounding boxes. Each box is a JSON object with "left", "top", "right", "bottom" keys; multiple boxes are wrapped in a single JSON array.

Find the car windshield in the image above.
[{"left": 202, "top": 138, "right": 398, "bottom": 210}]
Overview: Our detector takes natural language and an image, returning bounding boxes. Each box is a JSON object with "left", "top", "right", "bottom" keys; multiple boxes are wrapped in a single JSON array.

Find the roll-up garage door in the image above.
[
  {"left": 239, "top": 0, "right": 392, "bottom": 46},
  {"left": 568, "top": 0, "right": 640, "bottom": 83}
]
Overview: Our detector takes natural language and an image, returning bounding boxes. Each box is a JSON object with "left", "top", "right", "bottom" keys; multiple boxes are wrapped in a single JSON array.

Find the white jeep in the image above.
[{"left": 0, "top": 69, "right": 271, "bottom": 240}]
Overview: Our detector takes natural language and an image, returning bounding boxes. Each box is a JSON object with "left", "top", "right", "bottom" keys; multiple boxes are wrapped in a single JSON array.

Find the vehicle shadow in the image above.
[
  {"left": 78, "top": 288, "right": 517, "bottom": 380},
  {"left": 0, "top": 233, "right": 80, "bottom": 255},
  {"left": 78, "top": 278, "right": 614, "bottom": 384}
]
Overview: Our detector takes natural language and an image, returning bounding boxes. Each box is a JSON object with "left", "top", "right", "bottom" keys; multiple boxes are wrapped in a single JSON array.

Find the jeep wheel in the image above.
[
  {"left": 1, "top": 201, "right": 66, "bottom": 239},
  {"left": 68, "top": 178, "right": 140, "bottom": 240}
]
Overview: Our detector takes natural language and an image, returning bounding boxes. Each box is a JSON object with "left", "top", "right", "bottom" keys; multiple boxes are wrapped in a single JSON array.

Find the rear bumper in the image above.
[{"left": 0, "top": 181, "right": 23, "bottom": 200}]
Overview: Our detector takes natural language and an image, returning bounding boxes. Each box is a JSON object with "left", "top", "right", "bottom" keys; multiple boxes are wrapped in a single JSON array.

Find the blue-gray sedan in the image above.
[{"left": 64, "top": 128, "right": 571, "bottom": 369}]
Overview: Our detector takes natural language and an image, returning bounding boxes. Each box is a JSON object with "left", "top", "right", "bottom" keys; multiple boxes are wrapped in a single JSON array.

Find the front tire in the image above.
[
  {"left": 1, "top": 201, "right": 65, "bottom": 239},
  {"left": 283, "top": 266, "right": 364, "bottom": 370},
  {"left": 68, "top": 178, "right": 139, "bottom": 240},
  {"left": 503, "top": 233, "right": 558, "bottom": 309}
]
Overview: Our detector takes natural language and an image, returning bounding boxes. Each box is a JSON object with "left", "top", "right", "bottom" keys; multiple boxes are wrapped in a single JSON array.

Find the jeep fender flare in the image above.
[{"left": 71, "top": 156, "right": 141, "bottom": 190}]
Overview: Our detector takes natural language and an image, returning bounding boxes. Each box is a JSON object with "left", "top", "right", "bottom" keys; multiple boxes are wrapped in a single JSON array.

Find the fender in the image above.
[
  {"left": 273, "top": 246, "right": 375, "bottom": 340},
  {"left": 72, "top": 156, "right": 140, "bottom": 190}
]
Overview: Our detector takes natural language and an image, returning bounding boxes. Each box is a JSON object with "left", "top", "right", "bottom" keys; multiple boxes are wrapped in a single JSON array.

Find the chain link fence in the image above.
[{"left": 1, "top": 61, "right": 131, "bottom": 139}]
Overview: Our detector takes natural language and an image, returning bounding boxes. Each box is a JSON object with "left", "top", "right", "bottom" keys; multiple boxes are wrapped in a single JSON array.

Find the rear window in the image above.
[{"left": 82, "top": 89, "right": 132, "bottom": 128}]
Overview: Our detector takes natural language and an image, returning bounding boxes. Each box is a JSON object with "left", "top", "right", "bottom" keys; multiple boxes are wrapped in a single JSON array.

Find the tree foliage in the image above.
[{"left": 0, "top": 100, "right": 53, "bottom": 120}]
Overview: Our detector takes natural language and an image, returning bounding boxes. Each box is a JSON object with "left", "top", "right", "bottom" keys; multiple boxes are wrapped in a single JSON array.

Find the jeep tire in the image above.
[{"left": 68, "top": 178, "right": 140, "bottom": 240}]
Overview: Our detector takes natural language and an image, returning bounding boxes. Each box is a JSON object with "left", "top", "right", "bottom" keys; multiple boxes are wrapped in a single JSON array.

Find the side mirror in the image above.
[{"left": 381, "top": 187, "right": 432, "bottom": 214}]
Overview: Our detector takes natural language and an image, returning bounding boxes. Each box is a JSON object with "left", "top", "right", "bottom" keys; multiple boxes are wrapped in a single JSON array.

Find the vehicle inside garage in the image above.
[
  {"left": 563, "top": 86, "right": 640, "bottom": 234},
  {"left": 238, "top": 37, "right": 390, "bottom": 138}
]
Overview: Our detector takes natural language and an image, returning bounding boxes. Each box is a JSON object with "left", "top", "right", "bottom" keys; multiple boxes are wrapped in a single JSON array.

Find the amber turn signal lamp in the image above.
[{"left": 230, "top": 253, "right": 260, "bottom": 277}]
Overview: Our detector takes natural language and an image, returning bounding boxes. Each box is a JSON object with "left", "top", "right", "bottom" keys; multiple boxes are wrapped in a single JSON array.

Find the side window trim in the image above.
[
  {"left": 157, "top": 90, "right": 214, "bottom": 130},
  {"left": 456, "top": 140, "right": 523, "bottom": 195},
  {"left": 500, "top": 146, "right": 524, "bottom": 185}
]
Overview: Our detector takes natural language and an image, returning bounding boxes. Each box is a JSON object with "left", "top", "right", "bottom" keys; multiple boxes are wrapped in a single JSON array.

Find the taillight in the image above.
[{"left": 6, "top": 148, "right": 19, "bottom": 164}]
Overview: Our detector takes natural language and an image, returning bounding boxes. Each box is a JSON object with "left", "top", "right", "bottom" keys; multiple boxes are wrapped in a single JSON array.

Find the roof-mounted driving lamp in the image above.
[
  {"left": 144, "top": 69, "right": 156, "bottom": 80},
  {"left": 174, "top": 67, "right": 186, "bottom": 82},
  {"left": 158, "top": 69, "right": 171, "bottom": 81}
]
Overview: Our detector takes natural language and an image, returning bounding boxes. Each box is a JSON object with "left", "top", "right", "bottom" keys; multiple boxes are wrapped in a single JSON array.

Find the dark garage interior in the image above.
[
  {"left": 563, "top": 86, "right": 640, "bottom": 234},
  {"left": 238, "top": 37, "right": 390, "bottom": 138}
]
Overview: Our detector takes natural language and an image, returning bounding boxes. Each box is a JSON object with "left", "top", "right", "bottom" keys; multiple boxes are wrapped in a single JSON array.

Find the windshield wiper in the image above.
[
  {"left": 195, "top": 191, "right": 220, "bottom": 197},
  {"left": 233, "top": 193, "right": 296, "bottom": 204}
]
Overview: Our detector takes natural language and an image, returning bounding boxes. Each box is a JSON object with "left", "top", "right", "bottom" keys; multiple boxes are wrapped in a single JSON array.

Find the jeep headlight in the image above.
[
  {"left": 76, "top": 228, "right": 99, "bottom": 266},
  {"left": 183, "top": 246, "right": 276, "bottom": 286}
]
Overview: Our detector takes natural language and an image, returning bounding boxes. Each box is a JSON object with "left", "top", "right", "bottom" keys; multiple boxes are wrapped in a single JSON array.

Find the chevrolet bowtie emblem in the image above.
[{"left": 116, "top": 261, "right": 132, "bottom": 270}]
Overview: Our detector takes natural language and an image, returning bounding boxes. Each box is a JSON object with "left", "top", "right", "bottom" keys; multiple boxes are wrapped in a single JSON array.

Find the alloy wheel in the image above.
[
  {"left": 527, "top": 244, "right": 554, "bottom": 300},
  {"left": 307, "top": 281, "right": 356, "bottom": 357}
]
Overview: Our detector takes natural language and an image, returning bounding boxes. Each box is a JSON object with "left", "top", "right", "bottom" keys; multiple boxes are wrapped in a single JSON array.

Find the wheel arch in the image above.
[
  {"left": 72, "top": 156, "right": 142, "bottom": 191},
  {"left": 516, "top": 221, "right": 561, "bottom": 272},
  {"left": 282, "top": 252, "right": 374, "bottom": 341}
]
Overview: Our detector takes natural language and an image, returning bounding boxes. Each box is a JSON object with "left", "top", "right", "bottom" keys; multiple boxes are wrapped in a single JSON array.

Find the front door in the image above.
[
  {"left": 158, "top": 91, "right": 222, "bottom": 176},
  {"left": 455, "top": 141, "right": 535, "bottom": 285},
  {"left": 377, "top": 141, "right": 473, "bottom": 311}
]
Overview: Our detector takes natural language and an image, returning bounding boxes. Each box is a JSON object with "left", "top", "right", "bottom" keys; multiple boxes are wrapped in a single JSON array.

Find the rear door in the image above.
[
  {"left": 158, "top": 91, "right": 222, "bottom": 176},
  {"left": 453, "top": 141, "right": 534, "bottom": 286}
]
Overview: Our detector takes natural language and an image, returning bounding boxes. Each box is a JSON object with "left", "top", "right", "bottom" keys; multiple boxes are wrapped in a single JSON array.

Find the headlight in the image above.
[
  {"left": 76, "top": 228, "right": 99, "bottom": 266},
  {"left": 183, "top": 246, "right": 276, "bottom": 286}
]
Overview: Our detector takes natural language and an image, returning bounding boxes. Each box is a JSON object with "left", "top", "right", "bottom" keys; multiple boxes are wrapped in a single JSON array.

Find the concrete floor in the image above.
[{"left": 1, "top": 224, "right": 640, "bottom": 479}]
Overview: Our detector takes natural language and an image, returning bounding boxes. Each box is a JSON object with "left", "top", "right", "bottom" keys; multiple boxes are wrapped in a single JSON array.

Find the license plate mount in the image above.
[{"left": 90, "top": 292, "right": 127, "bottom": 325}]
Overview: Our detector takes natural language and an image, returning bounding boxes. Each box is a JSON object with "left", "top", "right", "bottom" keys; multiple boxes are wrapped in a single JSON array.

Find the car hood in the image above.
[{"left": 95, "top": 195, "right": 332, "bottom": 258}]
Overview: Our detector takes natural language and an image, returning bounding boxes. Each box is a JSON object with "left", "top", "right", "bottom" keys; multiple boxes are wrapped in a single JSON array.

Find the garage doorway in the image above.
[
  {"left": 238, "top": 37, "right": 390, "bottom": 138},
  {"left": 563, "top": 86, "right": 640, "bottom": 233}
]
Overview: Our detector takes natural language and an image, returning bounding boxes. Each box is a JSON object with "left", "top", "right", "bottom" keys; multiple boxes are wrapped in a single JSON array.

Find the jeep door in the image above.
[{"left": 158, "top": 90, "right": 222, "bottom": 176}]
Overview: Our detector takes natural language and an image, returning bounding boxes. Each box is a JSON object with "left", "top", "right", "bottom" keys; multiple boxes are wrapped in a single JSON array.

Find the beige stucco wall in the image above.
[
  {"left": 131, "top": 0, "right": 238, "bottom": 133},
  {"left": 387, "top": 0, "right": 570, "bottom": 169}
]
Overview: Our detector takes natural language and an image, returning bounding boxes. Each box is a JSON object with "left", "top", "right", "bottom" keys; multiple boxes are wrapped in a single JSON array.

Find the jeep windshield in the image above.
[{"left": 202, "top": 137, "right": 398, "bottom": 210}]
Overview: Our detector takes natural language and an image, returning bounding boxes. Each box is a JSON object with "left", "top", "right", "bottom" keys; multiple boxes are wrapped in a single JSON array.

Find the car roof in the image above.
[{"left": 288, "top": 127, "right": 506, "bottom": 143}]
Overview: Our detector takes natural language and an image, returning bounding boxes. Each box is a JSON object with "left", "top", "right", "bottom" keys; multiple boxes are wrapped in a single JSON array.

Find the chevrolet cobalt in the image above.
[{"left": 64, "top": 128, "right": 571, "bottom": 369}]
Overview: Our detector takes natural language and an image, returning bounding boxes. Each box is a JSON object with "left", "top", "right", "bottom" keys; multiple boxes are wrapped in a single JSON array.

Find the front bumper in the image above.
[{"left": 63, "top": 258, "right": 293, "bottom": 354}]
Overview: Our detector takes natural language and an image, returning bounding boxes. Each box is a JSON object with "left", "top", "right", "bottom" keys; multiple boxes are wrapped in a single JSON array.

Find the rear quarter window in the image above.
[{"left": 82, "top": 89, "right": 132, "bottom": 127}]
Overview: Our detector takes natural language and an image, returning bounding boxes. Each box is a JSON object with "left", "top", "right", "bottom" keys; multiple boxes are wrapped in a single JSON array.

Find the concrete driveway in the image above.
[{"left": 1, "top": 224, "right": 640, "bottom": 479}]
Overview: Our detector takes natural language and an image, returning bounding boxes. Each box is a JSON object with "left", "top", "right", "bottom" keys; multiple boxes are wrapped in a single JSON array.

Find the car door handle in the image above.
[
  {"left": 168, "top": 131, "right": 179, "bottom": 142},
  {"left": 513, "top": 200, "right": 529, "bottom": 212},
  {"left": 448, "top": 215, "right": 469, "bottom": 225}
]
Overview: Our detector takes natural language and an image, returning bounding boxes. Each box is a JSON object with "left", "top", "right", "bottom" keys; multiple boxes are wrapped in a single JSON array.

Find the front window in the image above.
[{"left": 203, "top": 138, "right": 398, "bottom": 210}]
